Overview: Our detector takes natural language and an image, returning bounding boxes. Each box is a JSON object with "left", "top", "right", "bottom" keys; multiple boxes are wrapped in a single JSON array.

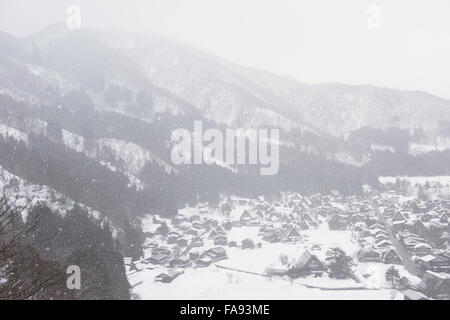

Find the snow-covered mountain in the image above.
[
  {"left": 1, "top": 24, "right": 450, "bottom": 218},
  {"left": 2, "top": 23, "right": 450, "bottom": 300}
]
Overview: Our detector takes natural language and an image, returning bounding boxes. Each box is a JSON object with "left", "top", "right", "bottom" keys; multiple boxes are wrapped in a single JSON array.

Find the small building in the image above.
[
  {"left": 369, "top": 223, "right": 385, "bottom": 230},
  {"left": 204, "top": 246, "right": 227, "bottom": 261},
  {"left": 418, "top": 270, "right": 450, "bottom": 299},
  {"left": 351, "top": 213, "right": 366, "bottom": 224},
  {"left": 284, "top": 227, "right": 302, "bottom": 242},
  {"left": 154, "top": 269, "right": 184, "bottom": 283},
  {"left": 191, "top": 238, "right": 204, "bottom": 247},
  {"left": 328, "top": 214, "right": 348, "bottom": 231},
  {"left": 289, "top": 250, "right": 327, "bottom": 277},
  {"left": 375, "top": 239, "right": 392, "bottom": 249},
  {"left": 214, "top": 235, "right": 228, "bottom": 246},
  {"left": 192, "top": 221, "right": 204, "bottom": 229},
  {"left": 357, "top": 248, "right": 382, "bottom": 262},
  {"left": 240, "top": 210, "right": 256, "bottom": 225},
  {"left": 242, "top": 238, "right": 255, "bottom": 249},
  {"left": 189, "top": 251, "right": 200, "bottom": 261},
  {"left": 415, "top": 254, "right": 450, "bottom": 273},
  {"left": 196, "top": 256, "right": 213, "bottom": 267},
  {"left": 167, "top": 234, "right": 178, "bottom": 244},
  {"left": 228, "top": 240, "right": 238, "bottom": 247},
  {"left": 177, "top": 238, "right": 189, "bottom": 248},
  {"left": 147, "top": 253, "right": 170, "bottom": 265},
  {"left": 383, "top": 248, "right": 402, "bottom": 264},
  {"left": 352, "top": 224, "right": 366, "bottom": 233},
  {"left": 392, "top": 211, "right": 407, "bottom": 223},
  {"left": 187, "top": 228, "right": 199, "bottom": 236},
  {"left": 169, "top": 256, "right": 190, "bottom": 268},
  {"left": 414, "top": 243, "right": 432, "bottom": 256},
  {"left": 152, "top": 246, "right": 171, "bottom": 256}
]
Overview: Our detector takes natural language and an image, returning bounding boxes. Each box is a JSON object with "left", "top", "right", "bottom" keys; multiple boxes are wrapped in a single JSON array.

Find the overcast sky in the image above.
[{"left": 1, "top": 0, "right": 449, "bottom": 99}]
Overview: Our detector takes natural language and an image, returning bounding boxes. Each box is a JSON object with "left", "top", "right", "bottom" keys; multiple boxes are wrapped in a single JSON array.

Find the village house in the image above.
[
  {"left": 297, "top": 220, "right": 310, "bottom": 231},
  {"left": 189, "top": 251, "right": 200, "bottom": 261},
  {"left": 328, "top": 214, "right": 348, "bottom": 230},
  {"left": 239, "top": 210, "right": 256, "bottom": 225},
  {"left": 228, "top": 240, "right": 238, "bottom": 247},
  {"left": 357, "top": 248, "right": 382, "bottom": 262},
  {"left": 262, "top": 230, "right": 280, "bottom": 243},
  {"left": 391, "top": 220, "right": 406, "bottom": 233},
  {"left": 351, "top": 213, "right": 366, "bottom": 224},
  {"left": 192, "top": 221, "right": 204, "bottom": 229},
  {"left": 196, "top": 256, "right": 213, "bottom": 267},
  {"left": 374, "top": 239, "right": 392, "bottom": 249},
  {"left": 208, "top": 227, "right": 226, "bottom": 239},
  {"left": 191, "top": 238, "right": 204, "bottom": 247},
  {"left": 242, "top": 238, "right": 255, "bottom": 249},
  {"left": 352, "top": 223, "right": 367, "bottom": 233},
  {"left": 189, "top": 214, "right": 201, "bottom": 222},
  {"left": 412, "top": 220, "right": 429, "bottom": 237},
  {"left": 177, "top": 237, "right": 189, "bottom": 248},
  {"left": 170, "top": 255, "right": 191, "bottom": 268},
  {"left": 203, "top": 246, "right": 228, "bottom": 261},
  {"left": 414, "top": 243, "right": 432, "bottom": 256},
  {"left": 147, "top": 252, "right": 170, "bottom": 265},
  {"left": 415, "top": 254, "right": 450, "bottom": 273},
  {"left": 171, "top": 215, "right": 188, "bottom": 226},
  {"left": 417, "top": 270, "right": 450, "bottom": 299},
  {"left": 289, "top": 250, "right": 327, "bottom": 277},
  {"left": 267, "top": 210, "right": 282, "bottom": 222},
  {"left": 391, "top": 211, "right": 407, "bottom": 223},
  {"left": 283, "top": 226, "right": 302, "bottom": 242},
  {"left": 254, "top": 207, "right": 266, "bottom": 219},
  {"left": 382, "top": 248, "right": 402, "bottom": 264},
  {"left": 154, "top": 269, "right": 184, "bottom": 283},
  {"left": 167, "top": 234, "right": 178, "bottom": 244},
  {"left": 368, "top": 223, "right": 385, "bottom": 230},
  {"left": 187, "top": 228, "right": 199, "bottom": 236},
  {"left": 374, "top": 233, "right": 389, "bottom": 241},
  {"left": 420, "top": 211, "right": 439, "bottom": 223},
  {"left": 152, "top": 246, "right": 171, "bottom": 256},
  {"left": 214, "top": 234, "right": 228, "bottom": 246}
]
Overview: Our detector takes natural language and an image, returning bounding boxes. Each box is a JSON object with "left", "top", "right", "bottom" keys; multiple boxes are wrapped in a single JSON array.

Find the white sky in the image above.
[{"left": 1, "top": 0, "right": 449, "bottom": 99}]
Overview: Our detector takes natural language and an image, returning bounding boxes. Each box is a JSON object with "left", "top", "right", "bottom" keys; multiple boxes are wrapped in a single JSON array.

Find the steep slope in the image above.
[{"left": 2, "top": 25, "right": 450, "bottom": 208}]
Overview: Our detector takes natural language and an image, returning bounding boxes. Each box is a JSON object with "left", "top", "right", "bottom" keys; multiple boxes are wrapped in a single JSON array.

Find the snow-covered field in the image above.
[
  {"left": 379, "top": 176, "right": 450, "bottom": 186},
  {"left": 129, "top": 222, "right": 407, "bottom": 300},
  {"left": 129, "top": 264, "right": 401, "bottom": 300}
]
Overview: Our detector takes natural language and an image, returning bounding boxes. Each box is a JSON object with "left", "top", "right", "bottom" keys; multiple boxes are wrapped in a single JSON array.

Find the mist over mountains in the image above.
[{"left": 1, "top": 24, "right": 450, "bottom": 299}]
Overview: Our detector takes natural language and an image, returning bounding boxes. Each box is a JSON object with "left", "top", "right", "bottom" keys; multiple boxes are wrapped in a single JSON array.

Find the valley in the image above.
[{"left": 127, "top": 182, "right": 450, "bottom": 300}]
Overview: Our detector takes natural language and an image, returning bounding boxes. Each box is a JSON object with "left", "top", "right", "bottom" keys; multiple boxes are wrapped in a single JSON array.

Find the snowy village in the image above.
[{"left": 126, "top": 181, "right": 450, "bottom": 300}]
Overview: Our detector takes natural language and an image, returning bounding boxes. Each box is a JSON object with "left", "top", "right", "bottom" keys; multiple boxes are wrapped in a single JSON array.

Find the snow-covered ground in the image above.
[
  {"left": 129, "top": 220, "right": 406, "bottom": 300},
  {"left": 129, "top": 264, "right": 401, "bottom": 300},
  {"left": 379, "top": 176, "right": 450, "bottom": 186},
  {"left": 355, "top": 263, "right": 421, "bottom": 290}
]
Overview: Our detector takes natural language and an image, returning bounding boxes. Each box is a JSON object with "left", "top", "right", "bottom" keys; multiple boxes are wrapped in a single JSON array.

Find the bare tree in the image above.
[{"left": 0, "top": 189, "right": 68, "bottom": 300}]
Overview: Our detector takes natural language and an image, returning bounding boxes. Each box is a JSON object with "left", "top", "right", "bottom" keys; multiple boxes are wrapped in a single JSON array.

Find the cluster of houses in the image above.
[
  {"left": 128, "top": 190, "right": 450, "bottom": 298},
  {"left": 353, "top": 221, "right": 402, "bottom": 264},
  {"left": 131, "top": 194, "right": 328, "bottom": 282},
  {"left": 375, "top": 193, "right": 450, "bottom": 299},
  {"left": 382, "top": 199, "right": 450, "bottom": 274}
]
